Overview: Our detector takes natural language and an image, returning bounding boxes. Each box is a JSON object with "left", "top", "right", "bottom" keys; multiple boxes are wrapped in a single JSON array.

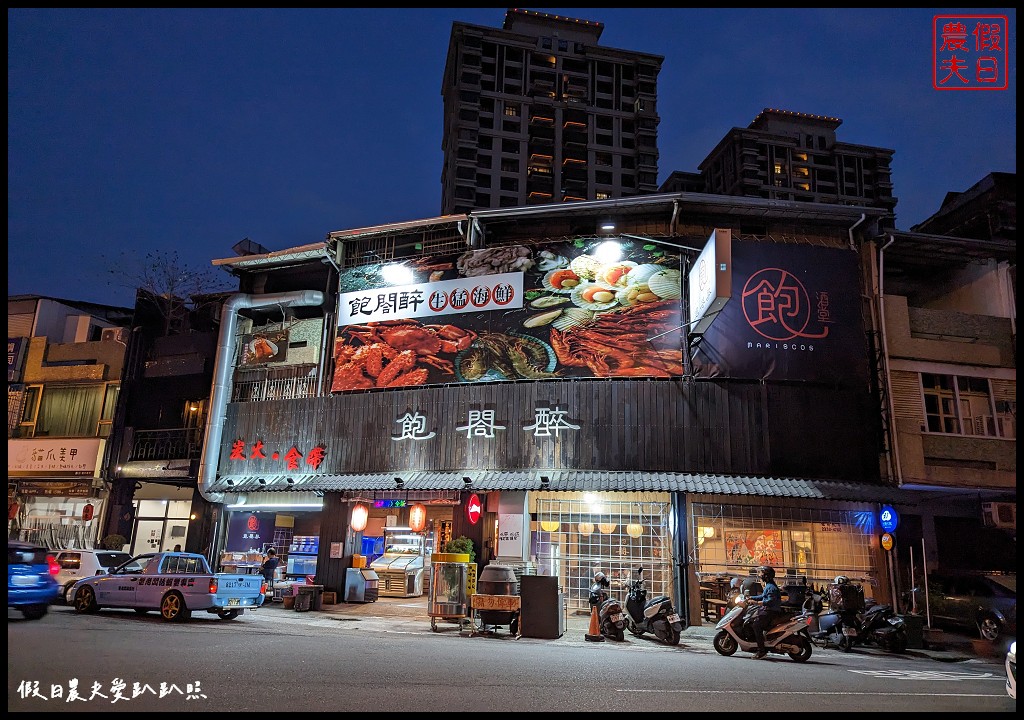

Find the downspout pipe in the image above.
[
  {"left": 877, "top": 236, "right": 903, "bottom": 485},
  {"left": 198, "top": 290, "right": 325, "bottom": 504},
  {"left": 848, "top": 213, "right": 867, "bottom": 249}
]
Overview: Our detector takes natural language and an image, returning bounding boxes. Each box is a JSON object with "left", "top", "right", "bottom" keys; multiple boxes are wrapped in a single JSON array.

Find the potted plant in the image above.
[{"left": 443, "top": 536, "right": 476, "bottom": 564}]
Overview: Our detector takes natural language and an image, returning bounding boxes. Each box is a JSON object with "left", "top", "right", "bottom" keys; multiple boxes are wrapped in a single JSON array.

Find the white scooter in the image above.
[{"left": 712, "top": 592, "right": 814, "bottom": 662}]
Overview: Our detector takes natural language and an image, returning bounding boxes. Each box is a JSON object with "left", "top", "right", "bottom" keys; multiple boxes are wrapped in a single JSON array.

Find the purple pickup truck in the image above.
[{"left": 71, "top": 551, "right": 266, "bottom": 621}]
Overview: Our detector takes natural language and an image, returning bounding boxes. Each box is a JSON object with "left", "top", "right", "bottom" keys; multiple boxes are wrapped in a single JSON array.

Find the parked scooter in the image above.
[
  {"left": 809, "top": 577, "right": 865, "bottom": 652},
  {"left": 589, "top": 572, "right": 626, "bottom": 641},
  {"left": 713, "top": 592, "right": 814, "bottom": 662},
  {"left": 624, "top": 567, "right": 683, "bottom": 645},
  {"left": 858, "top": 601, "right": 908, "bottom": 653}
]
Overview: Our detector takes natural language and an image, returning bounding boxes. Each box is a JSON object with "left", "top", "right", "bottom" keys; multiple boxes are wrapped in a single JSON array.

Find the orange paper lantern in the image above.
[
  {"left": 350, "top": 503, "right": 369, "bottom": 532},
  {"left": 409, "top": 503, "right": 427, "bottom": 533}
]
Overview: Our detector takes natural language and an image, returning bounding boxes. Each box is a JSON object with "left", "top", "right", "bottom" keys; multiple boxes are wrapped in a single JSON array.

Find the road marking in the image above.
[{"left": 848, "top": 669, "right": 998, "bottom": 681}]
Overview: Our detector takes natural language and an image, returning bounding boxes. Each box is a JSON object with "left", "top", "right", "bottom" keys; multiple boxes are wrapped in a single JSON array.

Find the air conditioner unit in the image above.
[
  {"left": 101, "top": 327, "right": 129, "bottom": 343},
  {"left": 981, "top": 502, "right": 1016, "bottom": 529}
]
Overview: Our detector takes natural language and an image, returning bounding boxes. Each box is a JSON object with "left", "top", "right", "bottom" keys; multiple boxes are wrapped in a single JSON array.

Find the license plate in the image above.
[
  {"left": 843, "top": 626, "right": 858, "bottom": 636},
  {"left": 12, "top": 575, "right": 37, "bottom": 586},
  {"left": 610, "top": 613, "right": 623, "bottom": 623},
  {"left": 666, "top": 614, "right": 680, "bottom": 624},
  {"left": 228, "top": 598, "right": 241, "bottom": 606}
]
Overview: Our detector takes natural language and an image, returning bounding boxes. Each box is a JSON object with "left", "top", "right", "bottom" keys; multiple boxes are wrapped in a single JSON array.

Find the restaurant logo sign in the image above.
[{"left": 465, "top": 493, "right": 482, "bottom": 525}]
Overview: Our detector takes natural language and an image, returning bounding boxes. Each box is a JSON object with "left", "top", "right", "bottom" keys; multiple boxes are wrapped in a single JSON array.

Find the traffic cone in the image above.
[{"left": 585, "top": 604, "right": 605, "bottom": 642}]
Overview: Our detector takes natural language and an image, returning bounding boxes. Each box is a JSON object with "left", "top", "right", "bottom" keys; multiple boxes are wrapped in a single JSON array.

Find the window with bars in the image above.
[{"left": 534, "top": 495, "right": 673, "bottom": 612}]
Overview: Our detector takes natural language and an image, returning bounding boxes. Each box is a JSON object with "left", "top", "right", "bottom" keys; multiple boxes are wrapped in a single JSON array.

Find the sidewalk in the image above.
[{"left": 259, "top": 594, "right": 997, "bottom": 664}]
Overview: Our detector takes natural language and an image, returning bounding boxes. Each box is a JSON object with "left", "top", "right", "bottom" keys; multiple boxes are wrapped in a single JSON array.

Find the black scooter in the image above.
[
  {"left": 858, "top": 601, "right": 908, "bottom": 653},
  {"left": 624, "top": 567, "right": 683, "bottom": 645},
  {"left": 589, "top": 572, "right": 626, "bottom": 641}
]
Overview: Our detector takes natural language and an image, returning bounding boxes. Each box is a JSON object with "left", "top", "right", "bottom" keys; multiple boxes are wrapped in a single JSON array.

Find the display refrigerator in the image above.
[
  {"left": 286, "top": 535, "right": 319, "bottom": 579},
  {"left": 370, "top": 527, "right": 425, "bottom": 597}
]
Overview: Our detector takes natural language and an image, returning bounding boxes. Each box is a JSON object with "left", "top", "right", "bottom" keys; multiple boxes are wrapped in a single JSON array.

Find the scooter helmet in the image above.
[
  {"left": 833, "top": 575, "right": 849, "bottom": 585},
  {"left": 594, "top": 571, "right": 610, "bottom": 587},
  {"left": 758, "top": 566, "right": 776, "bottom": 582}
]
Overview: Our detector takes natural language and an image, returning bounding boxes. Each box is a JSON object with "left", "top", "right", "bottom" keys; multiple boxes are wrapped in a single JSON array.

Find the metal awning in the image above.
[{"left": 208, "top": 470, "right": 921, "bottom": 503}]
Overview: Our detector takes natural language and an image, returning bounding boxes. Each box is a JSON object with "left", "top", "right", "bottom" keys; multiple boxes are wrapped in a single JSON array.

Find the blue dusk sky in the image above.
[{"left": 8, "top": 8, "right": 1016, "bottom": 308}]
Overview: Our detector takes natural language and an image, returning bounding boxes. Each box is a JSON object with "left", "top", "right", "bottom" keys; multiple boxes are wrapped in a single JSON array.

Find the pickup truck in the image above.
[{"left": 70, "top": 551, "right": 266, "bottom": 622}]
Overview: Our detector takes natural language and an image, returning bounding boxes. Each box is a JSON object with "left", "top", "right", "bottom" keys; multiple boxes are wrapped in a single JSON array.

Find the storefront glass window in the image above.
[{"left": 691, "top": 501, "right": 876, "bottom": 592}]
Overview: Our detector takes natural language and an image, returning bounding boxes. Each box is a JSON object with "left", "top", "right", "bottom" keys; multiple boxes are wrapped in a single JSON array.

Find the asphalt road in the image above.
[{"left": 9, "top": 604, "right": 1014, "bottom": 712}]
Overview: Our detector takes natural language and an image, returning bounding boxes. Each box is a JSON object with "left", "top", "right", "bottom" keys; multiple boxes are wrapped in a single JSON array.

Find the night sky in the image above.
[{"left": 8, "top": 8, "right": 1016, "bottom": 308}]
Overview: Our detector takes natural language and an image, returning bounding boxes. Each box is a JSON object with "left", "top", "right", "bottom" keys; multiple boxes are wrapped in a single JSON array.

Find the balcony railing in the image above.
[
  {"left": 232, "top": 364, "right": 319, "bottom": 403},
  {"left": 129, "top": 427, "right": 203, "bottom": 462}
]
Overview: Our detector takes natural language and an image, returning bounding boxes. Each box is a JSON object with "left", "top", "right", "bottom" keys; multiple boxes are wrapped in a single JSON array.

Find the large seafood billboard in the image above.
[{"left": 331, "top": 240, "right": 685, "bottom": 391}]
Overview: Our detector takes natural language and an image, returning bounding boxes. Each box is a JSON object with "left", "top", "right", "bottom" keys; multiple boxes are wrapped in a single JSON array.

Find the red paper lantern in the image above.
[
  {"left": 350, "top": 503, "right": 369, "bottom": 532},
  {"left": 81, "top": 503, "right": 94, "bottom": 522},
  {"left": 409, "top": 503, "right": 427, "bottom": 533}
]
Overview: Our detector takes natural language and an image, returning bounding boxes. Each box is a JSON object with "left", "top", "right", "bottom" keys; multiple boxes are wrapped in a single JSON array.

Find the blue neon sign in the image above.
[{"left": 879, "top": 504, "right": 899, "bottom": 533}]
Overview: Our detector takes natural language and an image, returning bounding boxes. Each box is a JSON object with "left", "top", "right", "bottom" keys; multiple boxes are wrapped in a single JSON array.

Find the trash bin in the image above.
[
  {"left": 295, "top": 584, "right": 324, "bottom": 612},
  {"left": 901, "top": 613, "right": 925, "bottom": 649}
]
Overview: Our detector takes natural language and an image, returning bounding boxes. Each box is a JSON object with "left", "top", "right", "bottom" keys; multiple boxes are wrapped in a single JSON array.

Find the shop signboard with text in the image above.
[
  {"left": 8, "top": 438, "right": 104, "bottom": 477},
  {"left": 331, "top": 239, "right": 684, "bottom": 392},
  {"left": 690, "top": 241, "right": 868, "bottom": 384}
]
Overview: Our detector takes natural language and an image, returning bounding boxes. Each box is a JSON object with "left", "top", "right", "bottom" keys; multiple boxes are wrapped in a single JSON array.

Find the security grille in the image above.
[{"left": 535, "top": 495, "right": 673, "bottom": 613}]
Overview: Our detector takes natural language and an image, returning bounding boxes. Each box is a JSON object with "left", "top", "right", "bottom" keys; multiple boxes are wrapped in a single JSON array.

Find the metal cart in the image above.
[{"left": 428, "top": 554, "right": 472, "bottom": 632}]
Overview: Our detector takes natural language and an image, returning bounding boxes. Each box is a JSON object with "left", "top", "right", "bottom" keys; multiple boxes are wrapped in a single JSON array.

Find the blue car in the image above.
[{"left": 8, "top": 541, "right": 61, "bottom": 620}]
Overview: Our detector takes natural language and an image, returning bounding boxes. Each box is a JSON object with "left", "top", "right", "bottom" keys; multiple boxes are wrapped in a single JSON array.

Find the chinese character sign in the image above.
[
  {"left": 332, "top": 240, "right": 684, "bottom": 392},
  {"left": 934, "top": 15, "right": 1009, "bottom": 90}
]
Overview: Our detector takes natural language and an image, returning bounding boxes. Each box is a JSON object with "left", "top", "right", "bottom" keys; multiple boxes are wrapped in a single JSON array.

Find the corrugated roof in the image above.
[{"left": 208, "top": 471, "right": 915, "bottom": 503}]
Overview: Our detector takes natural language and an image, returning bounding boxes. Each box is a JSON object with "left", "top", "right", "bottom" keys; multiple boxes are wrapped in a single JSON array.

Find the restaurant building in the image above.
[{"left": 198, "top": 192, "right": 918, "bottom": 624}]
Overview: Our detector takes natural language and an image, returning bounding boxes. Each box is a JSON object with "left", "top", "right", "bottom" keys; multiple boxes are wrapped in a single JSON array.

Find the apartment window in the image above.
[
  {"left": 921, "top": 373, "right": 1013, "bottom": 438},
  {"left": 476, "top": 153, "right": 492, "bottom": 169},
  {"left": 595, "top": 170, "right": 613, "bottom": 185},
  {"left": 476, "top": 192, "right": 491, "bottom": 206},
  {"left": 502, "top": 139, "right": 519, "bottom": 154},
  {"left": 541, "top": 38, "right": 552, "bottom": 50},
  {"left": 500, "top": 159, "right": 518, "bottom": 173},
  {"left": 32, "top": 383, "right": 119, "bottom": 438},
  {"left": 500, "top": 195, "right": 519, "bottom": 207},
  {"left": 476, "top": 173, "right": 490, "bottom": 187},
  {"left": 500, "top": 177, "right": 519, "bottom": 192},
  {"left": 558, "top": 40, "right": 568, "bottom": 52},
  {"left": 504, "top": 105, "right": 520, "bottom": 117},
  {"left": 594, "top": 153, "right": 612, "bottom": 167},
  {"left": 595, "top": 191, "right": 611, "bottom": 200}
]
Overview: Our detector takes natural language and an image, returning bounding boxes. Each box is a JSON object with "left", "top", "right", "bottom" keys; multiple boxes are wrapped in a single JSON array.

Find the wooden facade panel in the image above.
[{"left": 223, "top": 379, "right": 878, "bottom": 482}]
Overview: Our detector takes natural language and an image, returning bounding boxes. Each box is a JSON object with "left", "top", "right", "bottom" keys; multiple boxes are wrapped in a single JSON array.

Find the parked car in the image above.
[
  {"left": 1007, "top": 640, "right": 1016, "bottom": 700},
  {"left": 71, "top": 551, "right": 266, "bottom": 621},
  {"left": 7, "top": 541, "right": 61, "bottom": 620},
  {"left": 923, "top": 572, "right": 1016, "bottom": 643},
  {"left": 52, "top": 548, "right": 138, "bottom": 604}
]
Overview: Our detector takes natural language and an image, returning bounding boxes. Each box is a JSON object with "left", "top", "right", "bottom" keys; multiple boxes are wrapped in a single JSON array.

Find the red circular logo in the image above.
[
  {"left": 247, "top": 515, "right": 260, "bottom": 532},
  {"left": 465, "top": 493, "right": 482, "bottom": 525}
]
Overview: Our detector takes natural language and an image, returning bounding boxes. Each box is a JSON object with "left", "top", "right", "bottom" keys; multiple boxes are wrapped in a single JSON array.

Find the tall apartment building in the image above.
[
  {"left": 661, "top": 108, "right": 898, "bottom": 223},
  {"left": 440, "top": 8, "right": 663, "bottom": 215}
]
